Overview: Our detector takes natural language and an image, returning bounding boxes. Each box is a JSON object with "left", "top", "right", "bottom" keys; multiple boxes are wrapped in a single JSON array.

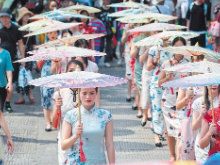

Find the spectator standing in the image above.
[
  {"left": 186, "top": 0, "right": 211, "bottom": 47},
  {"left": 98, "top": 0, "right": 115, "bottom": 67},
  {"left": 150, "top": 0, "right": 172, "bottom": 15},
  {"left": 89, "top": 13, "right": 106, "bottom": 64},
  {"left": 164, "top": 0, "right": 175, "bottom": 15},
  {"left": 0, "top": 8, "right": 25, "bottom": 113},
  {"left": 176, "top": 0, "right": 189, "bottom": 26}
]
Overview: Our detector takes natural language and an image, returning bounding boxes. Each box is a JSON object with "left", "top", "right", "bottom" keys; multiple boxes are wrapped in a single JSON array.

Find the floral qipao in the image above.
[
  {"left": 161, "top": 58, "right": 189, "bottom": 138},
  {"left": 64, "top": 105, "right": 112, "bottom": 165},
  {"left": 40, "top": 60, "right": 54, "bottom": 110},
  {"left": 148, "top": 46, "right": 169, "bottom": 135}
]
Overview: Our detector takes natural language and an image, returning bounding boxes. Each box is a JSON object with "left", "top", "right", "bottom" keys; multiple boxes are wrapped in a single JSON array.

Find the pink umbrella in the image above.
[
  {"left": 128, "top": 23, "right": 186, "bottom": 32},
  {"left": 14, "top": 47, "right": 106, "bottom": 63}
]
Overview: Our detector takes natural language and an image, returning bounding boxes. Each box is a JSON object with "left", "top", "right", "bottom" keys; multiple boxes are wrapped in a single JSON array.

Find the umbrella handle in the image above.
[
  {"left": 203, "top": 86, "right": 206, "bottom": 105},
  {"left": 78, "top": 88, "right": 81, "bottom": 124},
  {"left": 209, "top": 86, "right": 215, "bottom": 124}
]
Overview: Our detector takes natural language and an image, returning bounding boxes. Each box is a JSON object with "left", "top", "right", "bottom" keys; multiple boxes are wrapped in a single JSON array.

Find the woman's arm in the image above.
[
  {"left": 61, "top": 121, "right": 83, "bottom": 150},
  {"left": 105, "top": 121, "right": 115, "bottom": 164},
  {"left": 199, "top": 121, "right": 217, "bottom": 149},
  {"left": 176, "top": 88, "right": 193, "bottom": 110},
  {"left": 139, "top": 48, "right": 149, "bottom": 64},
  {"left": 51, "top": 100, "right": 60, "bottom": 127},
  {"left": 0, "top": 111, "right": 14, "bottom": 154},
  {"left": 192, "top": 104, "right": 208, "bottom": 131},
  {"left": 51, "top": 61, "right": 59, "bottom": 74},
  {"left": 192, "top": 109, "right": 203, "bottom": 131},
  {"left": 130, "top": 43, "right": 138, "bottom": 59},
  {"left": 158, "top": 62, "right": 172, "bottom": 88},
  {"left": 121, "top": 30, "right": 129, "bottom": 45},
  {"left": 5, "top": 71, "right": 13, "bottom": 93}
]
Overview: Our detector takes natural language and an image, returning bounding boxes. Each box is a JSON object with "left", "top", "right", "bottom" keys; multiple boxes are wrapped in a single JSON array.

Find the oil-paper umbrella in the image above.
[
  {"left": 60, "top": 5, "right": 101, "bottom": 13},
  {"left": 29, "top": 10, "right": 91, "bottom": 20},
  {"left": 108, "top": 1, "right": 149, "bottom": 8},
  {"left": 29, "top": 70, "right": 127, "bottom": 162},
  {"left": 108, "top": 8, "right": 146, "bottom": 17},
  {"left": 162, "top": 73, "right": 220, "bottom": 124},
  {"left": 19, "top": 19, "right": 62, "bottom": 31},
  {"left": 163, "top": 60, "right": 220, "bottom": 73},
  {"left": 14, "top": 46, "right": 106, "bottom": 63},
  {"left": 160, "top": 44, "right": 220, "bottom": 62},
  {"left": 134, "top": 31, "right": 199, "bottom": 47},
  {"left": 24, "top": 22, "right": 82, "bottom": 37},
  {"left": 36, "top": 33, "right": 105, "bottom": 48},
  {"left": 117, "top": 13, "right": 177, "bottom": 24},
  {"left": 128, "top": 22, "right": 186, "bottom": 32}
]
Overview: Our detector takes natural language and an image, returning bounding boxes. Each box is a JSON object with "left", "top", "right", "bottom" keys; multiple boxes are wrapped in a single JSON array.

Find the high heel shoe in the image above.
[
  {"left": 132, "top": 105, "right": 138, "bottom": 110},
  {"left": 155, "top": 142, "right": 162, "bottom": 147},
  {"left": 141, "top": 121, "right": 146, "bottom": 127},
  {"left": 136, "top": 114, "right": 143, "bottom": 118}
]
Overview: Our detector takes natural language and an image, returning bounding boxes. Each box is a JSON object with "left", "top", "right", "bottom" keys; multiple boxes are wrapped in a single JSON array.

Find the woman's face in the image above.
[
  {"left": 70, "top": 20, "right": 79, "bottom": 32},
  {"left": 211, "top": 85, "right": 219, "bottom": 96},
  {"left": 173, "top": 40, "right": 184, "bottom": 60},
  {"left": 66, "top": 63, "right": 77, "bottom": 72},
  {"left": 49, "top": 1, "right": 58, "bottom": 11},
  {"left": 80, "top": 88, "right": 97, "bottom": 108},
  {"left": 22, "top": 14, "right": 30, "bottom": 23},
  {"left": 47, "top": 31, "right": 58, "bottom": 41},
  {"left": 80, "top": 11, "right": 89, "bottom": 25},
  {"left": 62, "top": 32, "right": 70, "bottom": 38}
]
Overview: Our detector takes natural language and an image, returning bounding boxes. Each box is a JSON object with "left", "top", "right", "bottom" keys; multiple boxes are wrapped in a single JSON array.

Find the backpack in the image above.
[{"left": 189, "top": 2, "right": 207, "bottom": 16}]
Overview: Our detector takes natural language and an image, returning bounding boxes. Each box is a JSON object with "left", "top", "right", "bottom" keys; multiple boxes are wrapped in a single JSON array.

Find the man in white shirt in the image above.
[{"left": 150, "top": 0, "right": 172, "bottom": 15}]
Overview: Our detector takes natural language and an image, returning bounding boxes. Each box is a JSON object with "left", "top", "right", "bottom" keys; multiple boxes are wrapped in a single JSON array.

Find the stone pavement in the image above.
[{"left": 1, "top": 60, "right": 169, "bottom": 165}]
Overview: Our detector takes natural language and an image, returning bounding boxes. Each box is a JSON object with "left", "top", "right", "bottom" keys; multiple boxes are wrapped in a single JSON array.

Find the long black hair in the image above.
[
  {"left": 66, "top": 59, "right": 84, "bottom": 72},
  {"left": 79, "top": 10, "right": 89, "bottom": 26},
  {"left": 205, "top": 85, "right": 220, "bottom": 110},
  {"left": 74, "top": 39, "right": 89, "bottom": 67},
  {"left": 172, "top": 36, "right": 186, "bottom": 46}
]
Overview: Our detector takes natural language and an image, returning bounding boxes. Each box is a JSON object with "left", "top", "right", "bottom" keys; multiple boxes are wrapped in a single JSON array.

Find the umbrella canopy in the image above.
[
  {"left": 19, "top": 19, "right": 63, "bottom": 31},
  {"left": 29, "top": 71, "right": 127, "bottom": 88},
  {"left": 117, "top": 13, "right": 177, "bottom": 23},
  {"left": 24, "top": 22, "right": 81, "bottom": 37},
  {"left": 36, "top": 33, "right": 105, "bottom": 48},
  {"left": 14, "top": 46, "right": 106, "bottom": 63},
  {"left": 162, "top": 73, "right": 220, "bottom": 88},
  {"left": 108, "top": 8, "right": 146, "bottom": 17},
  {"left": 60, "top": 5, "right": 101, "bottom": 13},
  {"left": 134, "top": 31, "right": 199, "bottom": 46},
  {"left": 108, "top": 2, "right": 149, "bottom": 8},
  {"left": 163, "top": 61, "right": 220, "bottom": 73},
  {"left": 160, "top": 46, "right": 220, "bottom": 61},
  {"left": 128, "top": 23, "right": 186, "bottom": 32},
  {"left": 29, "top": 10, "right": 91, "bottom": 20}
]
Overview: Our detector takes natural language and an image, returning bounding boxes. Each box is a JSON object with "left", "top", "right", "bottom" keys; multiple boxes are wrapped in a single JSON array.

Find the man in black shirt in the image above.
[
  {"left": 0, "top": 8, "right": 25, "bottom": 112},
  {"left": 186, "top": 0, "right": 211, "bottom": 47},
  {"left": 98, "top": 0, "right": 115, "bottom": 67}
]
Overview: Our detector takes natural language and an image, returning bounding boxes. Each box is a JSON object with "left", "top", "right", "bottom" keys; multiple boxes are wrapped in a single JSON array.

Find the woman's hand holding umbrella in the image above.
[
  {"left": 75, "top": 123, "right": 83, "bottom": 138},
  {"left": 200, "top": 104, "right": 208, "bottom": 115},
  {"left": 165, "top": 72, "right": 173, "bottom": 81},
  {"left": 208, "top": 124, "right": 217, "bottom": 136},
  {"left": 185, "top": 88, "right": 194, "bottom": 100}
]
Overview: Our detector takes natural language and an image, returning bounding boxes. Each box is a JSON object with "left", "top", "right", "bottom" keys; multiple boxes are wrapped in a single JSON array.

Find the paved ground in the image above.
[{"left": 1, "top": 59, "right": 169, "bottom": 165}]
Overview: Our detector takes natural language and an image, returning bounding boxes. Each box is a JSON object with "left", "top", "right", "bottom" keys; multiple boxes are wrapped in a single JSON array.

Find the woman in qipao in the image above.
[{"left": 61, "top": 88, "right": 115, "bottom": 165}]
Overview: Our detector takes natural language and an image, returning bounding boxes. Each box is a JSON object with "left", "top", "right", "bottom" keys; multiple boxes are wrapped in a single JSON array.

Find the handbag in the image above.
[
  {"left": 209, "top": 21, "right": 220, "bottom": 37},
  {"left": 18, "top": 66, "right": 33, "bottom": 88}
]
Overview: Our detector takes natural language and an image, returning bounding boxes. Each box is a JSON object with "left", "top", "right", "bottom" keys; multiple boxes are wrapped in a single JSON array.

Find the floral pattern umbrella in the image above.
[
  {"left": 135, "top": 31, "right": 199, "bottom": 46},
  {"left": 36, "top": 34, "right": 105, "bottom": 48},
  {"left": 19, "top": 19, "right": 62, "bottom": 31},
  {"left": 128, "top": 23, "right": 186, "bottom": 32},
  {"left": 117, "top": 13, "right": 177, "bottom": 24},
  {"left": 163, "top": 60, "right": 220, "bottom": 73},
  {"left": 160, "top": 46, "right": 220, "bottom": 62},
  {"left": 29, "top": 71, "right": 127, "bottom": 88},
  {"left": 29, "top": 10, "right": 91, "bottom": 20},
  {"left": 14, "top": 47, "right": 106, "bottom": 63},
  {"left": 162, "top": 73, "right": 220, "bottom": 88},
  {"left": 108, "top": 8, "right": 146, "bottom": 17},
  {"left": 107, "top": 2, "right": 149, "bottom": 8},
  {"left": 60, "top": 5, "right": 101, "bottom": 13},
  {"left": 24, "top": 22, "right": 82, "bottom": 37}
]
